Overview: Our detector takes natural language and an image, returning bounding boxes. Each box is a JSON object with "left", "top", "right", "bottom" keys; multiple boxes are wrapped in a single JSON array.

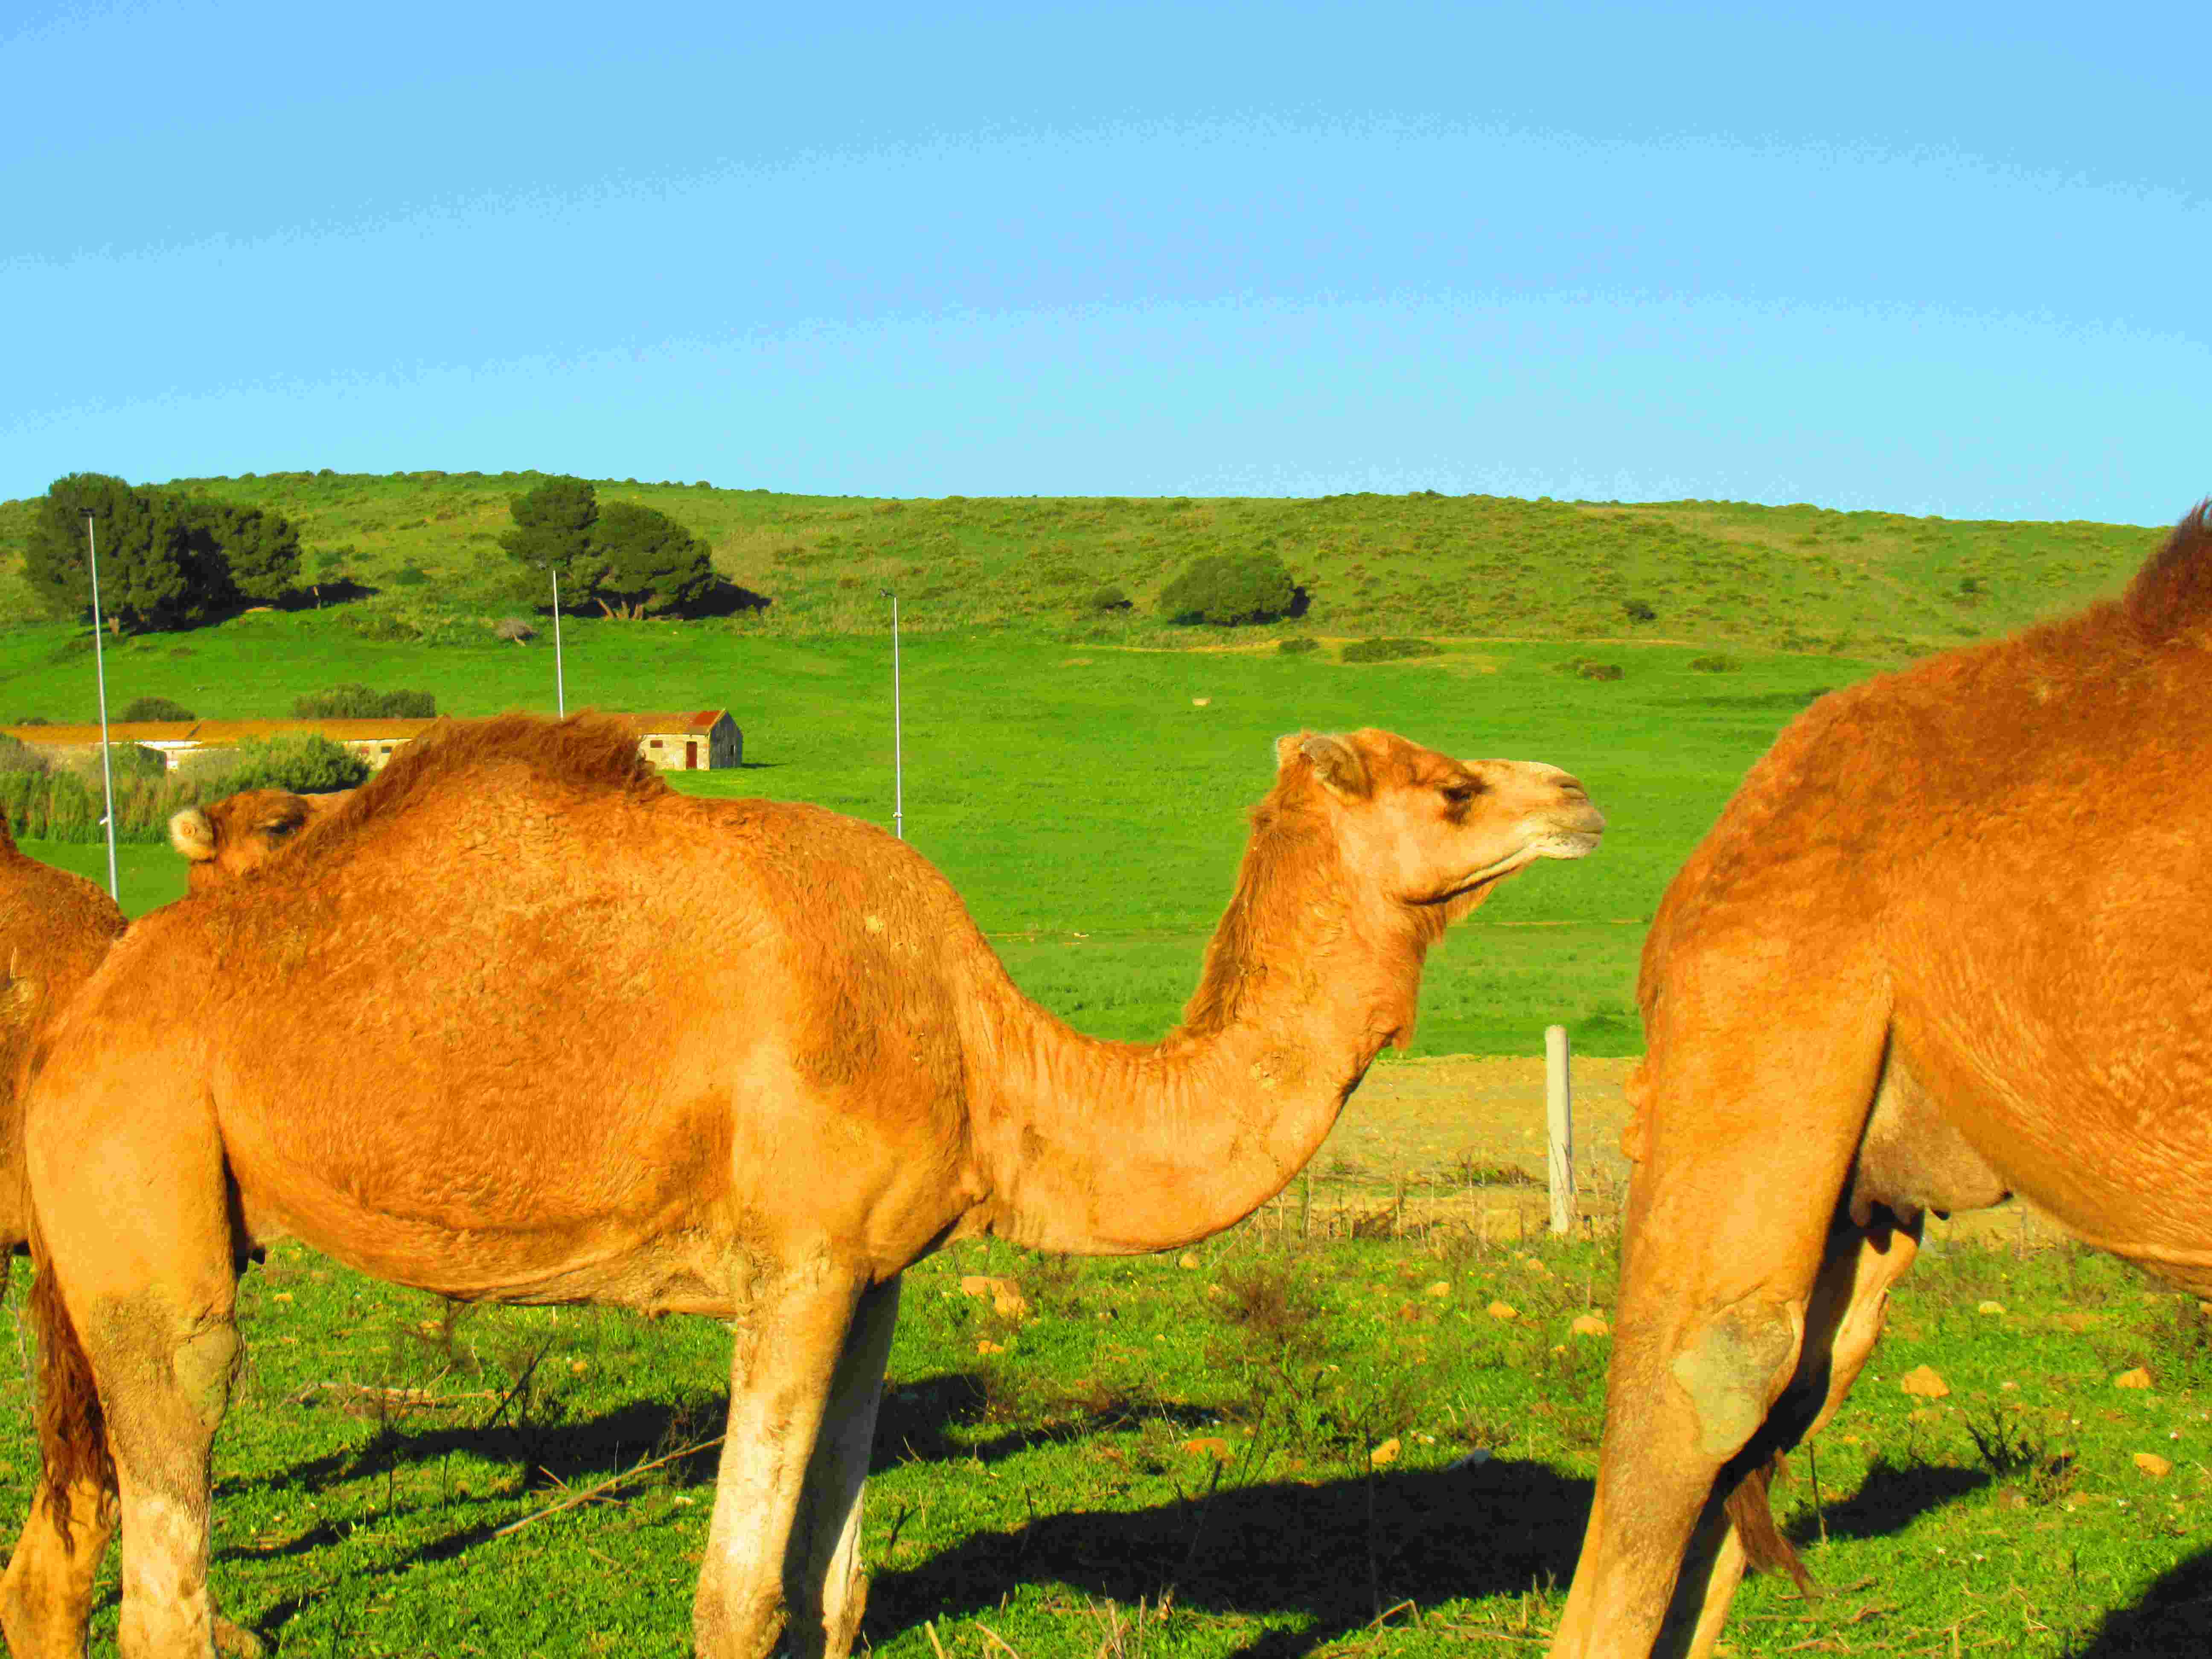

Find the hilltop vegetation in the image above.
[{"left": 0, "top": 471, "right": 2168, "bottom": 656}]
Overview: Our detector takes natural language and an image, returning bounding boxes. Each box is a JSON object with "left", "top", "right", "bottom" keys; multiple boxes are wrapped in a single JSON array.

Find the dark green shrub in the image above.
[
  {"left": 390, "top": 565, "right": 430, "bottom": 587},
  {"left": 1157, "top": 553, "right": 1298, "bottom": 626},
  {"left": 119, "top": 696, "right": 197, "bottom": 722},
  {"left": 1622, "top": 599, "right": 1656, "bottom": 623},
  {"left": 1577, "top": 662, "right": 1623, "bottom": 681},
  {"left": 1277, "top": 637, "right": 1320, "bottom": 656},
  {"left": 78, "top": 743, "right": 168, "bottom": 781},
  {"left": 1687, "top": 654, "right": 1738, "bottom": 673},
  {"left": 293, "top": 684, "right": 437, "bottom": 719},
  {"left": 1341, "top": 637, "right": 1441, "bottom": 664},
  {"left": 1085, "top": 584, "right": 1132, "bottom": 613},
  {"left": 218, "top": 733, "right": 371, "bottom": 794}
]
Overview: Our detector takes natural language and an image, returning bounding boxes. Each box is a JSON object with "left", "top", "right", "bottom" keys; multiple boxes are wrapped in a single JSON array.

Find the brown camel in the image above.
[
  {"left": 167, "top": 787, "right": 355, "bottom": 891},
  {"left": 1550, "top": 502, "right": 2212, "bottom": 1659},
  {"left": 3, "top": 792, "right": 355, "bottom": 1659},
  {"left": 9, "top": 713, "right": 1602, "bottom": 1659},
  {"left": 0, "top": 822, "right": 125, "bottom": 1287}
]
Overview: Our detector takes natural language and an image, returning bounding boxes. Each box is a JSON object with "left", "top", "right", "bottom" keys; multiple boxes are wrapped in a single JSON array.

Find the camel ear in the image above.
[
  {"left": 169, "top": 807, "right": 217, "bottom": 862},
  {"left": 1275, "top": 732, "right": 1371, "bottom": 800}
]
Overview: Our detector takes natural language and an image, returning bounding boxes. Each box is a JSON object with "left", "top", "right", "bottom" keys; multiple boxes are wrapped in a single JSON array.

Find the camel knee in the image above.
[
  {"left": 172, "top": 1318, "right": 241, "bottom": 1432},
  {"left": 1668, "top": 1298, "right": 1803, "bottom": 1461}
]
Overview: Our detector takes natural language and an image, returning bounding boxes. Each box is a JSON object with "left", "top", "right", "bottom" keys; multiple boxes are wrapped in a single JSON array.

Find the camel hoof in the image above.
[{"left": 216, "top": 1615, "right": 269, "bottom": 1659}]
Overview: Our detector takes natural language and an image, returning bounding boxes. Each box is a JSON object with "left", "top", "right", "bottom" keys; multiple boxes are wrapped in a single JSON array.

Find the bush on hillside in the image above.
[
  {"left": 119, "top": 696, "right": 197, "bottom": 722},
  {"left": 1277, "top": 637, "right": 1320, "bottom": 656},
  {"left": 390, "top": 565, "right": 430, "bottom": 586},
  {"left": 1622, "top": 599, "right": 1656, "bottom": 623},
  {"left": 1578, "top": 662, "right": 1623, "bottom": 681},
  {"left": 1688, "top": 654, "right": 1739, "bottom": 673},
  {"left": 1157, "top": 553, "right": 1299, "bottom": 626},
  {"left": 1341, "top": 637, "right": 1441, "bottom": 664},
  {"left": 493, "top": 617, "right": 538, "bottom": 643},
  {"left": 342, "top": 610, "right": 420, "bottom": 643},
  {"left": 293, "top": 684, "right": 437, "bottom": 719},
  {"left": 1086, "top": 585, "right": 1132, "bottom": 614},
  {"left": 219, "top": 733, "right": 371, "bottom": 795}
]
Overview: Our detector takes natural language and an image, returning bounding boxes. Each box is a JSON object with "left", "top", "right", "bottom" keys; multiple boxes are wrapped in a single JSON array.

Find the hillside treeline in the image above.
[{"left": 25, "top": 472, "right": 300, "bottom": 633}]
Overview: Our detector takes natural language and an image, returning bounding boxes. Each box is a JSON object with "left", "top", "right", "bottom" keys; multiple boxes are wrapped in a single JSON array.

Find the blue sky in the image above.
[{"left": 5, "top": 1, "right": 2204, "bottom": 521}]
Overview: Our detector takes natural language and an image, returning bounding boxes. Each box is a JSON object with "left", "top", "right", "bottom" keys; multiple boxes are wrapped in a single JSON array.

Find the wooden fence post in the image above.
[{"left": 1546, "top": 1025, "right": 1575, "bottom": 1236}]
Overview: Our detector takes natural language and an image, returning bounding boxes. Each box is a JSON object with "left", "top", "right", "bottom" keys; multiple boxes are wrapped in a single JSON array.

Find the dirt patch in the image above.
[
  {"left": 1329, "top": 1054, "right": 1638, "bottom": 1189},
  {"left": 1302, "top": 1053, "right": 2064, "bottom": 1250}
]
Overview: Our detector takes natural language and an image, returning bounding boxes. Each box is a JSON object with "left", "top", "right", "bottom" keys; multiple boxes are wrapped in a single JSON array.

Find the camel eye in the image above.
[
  {"left": 1441, "top": 781, "right": 1483, "bottom": 807},
  {"left": 260, "top": 819, "right": 298, "bottom": 841}
]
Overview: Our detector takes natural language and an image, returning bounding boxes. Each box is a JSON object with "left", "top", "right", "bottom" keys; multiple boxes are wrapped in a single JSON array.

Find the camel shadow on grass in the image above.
[{"left": 867, "top": 1458, "right": 1592, "bottom": 1659}]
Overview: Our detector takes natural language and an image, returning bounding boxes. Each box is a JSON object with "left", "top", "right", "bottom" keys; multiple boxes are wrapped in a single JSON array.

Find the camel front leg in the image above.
[
  {"left": 1549, "top": 996, "right": 1887, "bottom": 1659},
  {"left": 695, "top": 1260, "right": 867, "bottom": 1659},
  {"left": 785, "top": 1274, "right": 902, "bottom": 1659}
]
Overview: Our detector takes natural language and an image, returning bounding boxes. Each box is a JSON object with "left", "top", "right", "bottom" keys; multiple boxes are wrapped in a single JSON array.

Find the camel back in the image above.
[{"left": 294, "top": 712, "right": 672, "bottom": 859}]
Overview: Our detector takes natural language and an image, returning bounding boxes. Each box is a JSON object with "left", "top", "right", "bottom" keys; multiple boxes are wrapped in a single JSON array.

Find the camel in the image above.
[
  {"left": 1549, "top": 502, "right": 2212, "bottom": 1659},
  {"left": 0, "top": 823, "right": 125, "bottom": 1292},
  {"left": 167, "top": 787, "right": 355, "bottom": 891},
  {"left": 8, "top": 713, "right": 1602, "bottom": 1659}
]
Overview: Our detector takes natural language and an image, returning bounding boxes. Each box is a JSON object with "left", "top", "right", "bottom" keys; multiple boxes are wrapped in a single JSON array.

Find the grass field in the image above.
[
  {"left": 3, "top": 1219, "right": 2206, "bottom": 1656},
  {"left": 12, "top": 623, "right": 1872, "bottom": 1058},
  {"left": 0, "top": 475, "right": 2168, "bottom": 657}
]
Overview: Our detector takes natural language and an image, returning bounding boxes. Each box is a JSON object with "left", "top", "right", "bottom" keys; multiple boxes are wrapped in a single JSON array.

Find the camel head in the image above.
[
  {"left": 168, "top": 788, "right": 354, "bottom": 892},
  {"left": 1272, "top": 728, "right": 1603, "bottom": 920}
]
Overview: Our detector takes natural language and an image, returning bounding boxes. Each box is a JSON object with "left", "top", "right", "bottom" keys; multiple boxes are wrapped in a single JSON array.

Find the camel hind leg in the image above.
[
  {"left": 22, "top": 1070, "right": 241, "bottom": 1659},
  {"left": 1549, "top": 966, "right": 1890, "bottom": 1659}
]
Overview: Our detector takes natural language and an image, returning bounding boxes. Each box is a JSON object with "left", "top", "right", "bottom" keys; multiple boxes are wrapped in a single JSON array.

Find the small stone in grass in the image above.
[
  {"left": 2134, "top": 1452, "right": 2174, "bottom": 1479},
  {"left": 1898, "top": 1365, "right": 1950, "bottom": 1399},
  {"left": 1181, "top": 1437, "right": 1233, "bottom": 1462},
  {"left": 1487, "top": 1301, "right": 1519, "bottom": 1321},
  {"left": 975, "top": 1339, "right": 1005, "bottom": 1356},
  {"left": 1978, "top": 1301, "right": 2007, "bottom": 1316},
  {"left": 1425, "top": 1281, "right": 1451, "bottom": 1298},
  {"left": 1179, "top": 1252, "right": 1202, "bottom": 1270},
  {"left": 1571, "top": 1313, "right": 1610, "bottom": 1338},
  {"left": 2114, "top": 1367, "right": 2154, "bottom": 1390},
  {"left": 1369, "top": 1438, "right": 1401, "bottom": 1468}
]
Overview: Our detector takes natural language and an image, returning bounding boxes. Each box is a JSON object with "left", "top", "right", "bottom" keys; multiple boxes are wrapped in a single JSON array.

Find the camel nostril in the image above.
[{"left": 1555, "top": 776, "right": 1588, "bottom": 800}]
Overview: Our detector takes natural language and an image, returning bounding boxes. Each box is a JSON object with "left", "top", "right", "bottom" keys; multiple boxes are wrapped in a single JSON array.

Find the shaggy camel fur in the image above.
[
  {"left": 1550, "top": 503, "right": 2212, "bottom": 1659},
  {"left": 167, "top": 788, "right": 355, "bottom": 891},
  {"left": 10, "top": 714, "right": 1602, "bottom": 1659}
]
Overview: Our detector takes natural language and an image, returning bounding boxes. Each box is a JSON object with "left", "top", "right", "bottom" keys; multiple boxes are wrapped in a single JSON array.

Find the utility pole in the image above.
[
  {"left": 82, "top": 511, "right": 119, "bottom": 902},
  {"left": 550, "top": 563, "right": 566, "bottom": 716},
  {"left": 881, "top": 590, "right": 903, "bottom": 839}
]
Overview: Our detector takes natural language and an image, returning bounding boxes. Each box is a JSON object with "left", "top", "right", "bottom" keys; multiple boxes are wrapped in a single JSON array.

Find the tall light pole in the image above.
[
  {"left": 881, "top": 590, "right": 903, "bottom": 840},
  {"left": 549, "top": 562, "right": 566, "bottom": 716},
  {"left": 81, "top": 511, "right": 119, "bottom": 902}
]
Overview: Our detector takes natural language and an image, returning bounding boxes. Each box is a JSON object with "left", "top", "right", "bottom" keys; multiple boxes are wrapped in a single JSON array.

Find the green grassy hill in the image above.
[{"left": 0, "top": 472, "right": 2168, "bottom": 655}]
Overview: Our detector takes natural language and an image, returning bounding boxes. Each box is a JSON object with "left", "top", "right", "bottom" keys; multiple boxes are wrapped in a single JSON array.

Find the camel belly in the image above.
[{"left": 1847, "top": 1049, "right": 2010, "bottom": 1227}]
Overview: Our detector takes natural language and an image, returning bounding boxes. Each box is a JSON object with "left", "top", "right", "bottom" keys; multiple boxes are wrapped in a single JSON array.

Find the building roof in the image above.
[
  {"left": 613, "top": 710, "right": 731, "bottom": 736},
  {"left": 2, "top": 718, "right": 440, "bottom": 745}
]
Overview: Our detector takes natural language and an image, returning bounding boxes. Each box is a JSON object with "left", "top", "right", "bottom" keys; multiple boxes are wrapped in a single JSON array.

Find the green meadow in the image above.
[{"left": 8, "top": 619, "right": 1870, "bottom": 1059}]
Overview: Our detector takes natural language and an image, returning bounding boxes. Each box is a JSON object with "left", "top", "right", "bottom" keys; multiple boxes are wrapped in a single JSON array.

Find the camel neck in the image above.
[{"left": 958, "top": 804, "right": 1435, "bottom": 1254}]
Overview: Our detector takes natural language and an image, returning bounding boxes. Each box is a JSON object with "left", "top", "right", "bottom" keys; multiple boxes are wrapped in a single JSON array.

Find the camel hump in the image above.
[
  {"left": 320, "top": 712, "right": 667, "bottom": 839},
  {"left": 2125, "top": 500, "right": 2212, "bottom": 645}
]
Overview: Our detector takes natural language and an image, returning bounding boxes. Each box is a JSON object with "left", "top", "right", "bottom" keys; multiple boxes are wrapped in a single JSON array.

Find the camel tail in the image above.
[
  {"left": 1722, "top": 1452, "right": 1815, "bottom": 1595},
  {"left": 26, "top": 1219, "right": 116, "bottom": 1543}
]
